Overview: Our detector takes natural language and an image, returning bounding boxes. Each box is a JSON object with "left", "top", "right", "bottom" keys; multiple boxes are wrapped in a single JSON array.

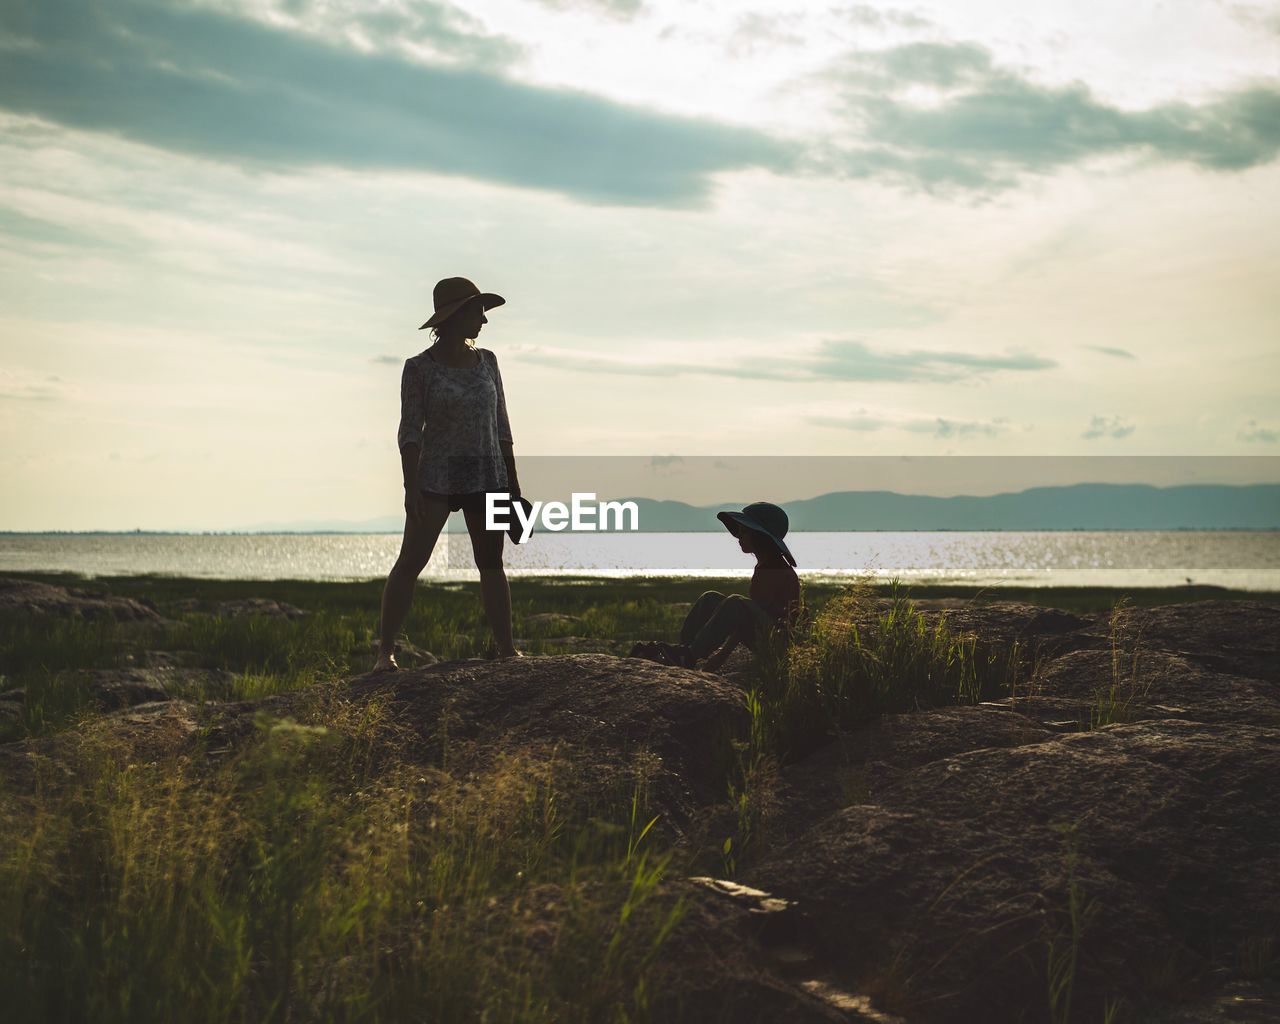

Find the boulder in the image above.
[
  {"left": 663, "top": 598, "right": 1280, "bottom": 1021},
  {"left": 761, "top": 706, "right": 1057, "bottom": 846},
  {"left": 80, "top": 669, "right": 170, "bottom": 709},
  {"left": 741, "top": 719, "right": 1280, "bottom": 1022},
  {"left": 1026, "top": 646, "right": 1280, "bottom": 726},
  {"left": 882, "top": 599, "right": 1097, "bottom": 660},
  {"left": 0, "top": 577, "right": 162, "bottom": 622},
  {"left": 1116, "top": 600, "right": 1280, "bottom": 683},
  {"left": 202, "top": 654, "right": 750, "bottom": 827},
  {"left": 76, "top": 666, "right": 237, "bottom": 705}
]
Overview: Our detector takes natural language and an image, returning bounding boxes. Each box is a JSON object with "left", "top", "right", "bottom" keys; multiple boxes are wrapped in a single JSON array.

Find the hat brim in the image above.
[
  {"left": 717, "top": 511, "right": 796, "bottom": 567},
  {"left": 419, "top": 292, "right": 505, "bottom": 330}
]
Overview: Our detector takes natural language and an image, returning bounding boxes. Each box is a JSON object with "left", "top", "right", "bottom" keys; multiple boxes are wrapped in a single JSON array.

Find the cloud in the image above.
[
  {"left": 1082, "top": 414, "right": 1135, "bottom": 440},
  {"left": 1227, "top": 4, "right": 1280, "bottom": 37},
  {"left": 270, "top": 0, "right": 523, "bottom": 66},
  {"left": 911, "top": 416, "right": 1008, "bottom": 439},
  {"left": 513, "top": 339, "right": 1055, "bottom": 383},
  {"left": 1238, "top": 419, "right": 1279, "bottom": 443},
  {"left": 0, "top": 203, "right": 128, "bottom": 251},
  {"left": 810, "top": 339, "right": 1055, "bottom": 381},
  {"left": 1084, "top": 345, "right": 1136, "bottom": 359},
  {"left": 723, "top": 12, "right": 809, "bottom": 55},
  {"left": 810, "top": 410, "right": 1011, "bottom": 437},
  {"left": 821, "top": 40, "right": 1280, "bottom": 190},
  {"left": 844, "top": 40, "right": 993, "bottom": 89},
  {"left": 370, "top": 354, "right": 402, "bottom": 365},
  {"left": 526, "top": 0, "right": 645, "bottom": 19},
  {"left": 0, "top": 368, "right": 64, "bottom": 401},
  {"left": 836, "top": 5, "right": 933, "bottom": 31},
  {"left": 0, "top": 0, "right": 794, "bottom": 208}
]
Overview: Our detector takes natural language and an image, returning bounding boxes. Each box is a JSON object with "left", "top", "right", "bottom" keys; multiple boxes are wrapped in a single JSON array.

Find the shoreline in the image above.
[{"left": 6, "top": 569, "right": 1280, "bottom": 611}]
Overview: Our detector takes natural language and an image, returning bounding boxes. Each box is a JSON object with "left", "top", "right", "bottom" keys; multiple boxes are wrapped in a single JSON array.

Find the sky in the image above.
[{"left": 1, "top": 0, "right": 1278, "bottom": 530}]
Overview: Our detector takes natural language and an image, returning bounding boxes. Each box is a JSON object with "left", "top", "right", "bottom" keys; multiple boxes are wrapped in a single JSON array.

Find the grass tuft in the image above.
[{"left": 0, "top": 697, "right": 683, "bottom": 1023}]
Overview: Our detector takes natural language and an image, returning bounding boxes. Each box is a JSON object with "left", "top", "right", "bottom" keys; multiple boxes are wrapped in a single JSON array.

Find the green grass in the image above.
[
  {"left": 0, "top": 692, "right": 683, "bottom": 1024},
  {"left": 6, "top": 572, "right": 1271, "bottom": 743},
  {"left": 1082, "top": 599, "right": 1152, "bottom": 731},
  {"left": 2, "top": 572, "right": 1275, "bottom": 1021},
  {"left": 738, "top": 582, "right": 1023, "bottom": 766}
]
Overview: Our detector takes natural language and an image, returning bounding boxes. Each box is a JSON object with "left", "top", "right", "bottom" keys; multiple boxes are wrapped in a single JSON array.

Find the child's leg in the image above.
[
  {"left": 688, "top": 595, "right": 774, "bottom": 661},
  {"left": 680, "top": 590, "right": 726, "bottom": 646}
]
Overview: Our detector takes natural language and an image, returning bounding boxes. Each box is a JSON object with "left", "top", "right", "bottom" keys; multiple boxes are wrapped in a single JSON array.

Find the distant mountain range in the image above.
[{"left": 242, "top": 483, "right": 1280, "bottom": 533}]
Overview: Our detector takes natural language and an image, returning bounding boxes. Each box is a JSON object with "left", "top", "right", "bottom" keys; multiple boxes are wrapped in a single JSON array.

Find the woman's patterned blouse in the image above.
[{"left": 396, "top": 346, "right": 513, "bottom": 495}]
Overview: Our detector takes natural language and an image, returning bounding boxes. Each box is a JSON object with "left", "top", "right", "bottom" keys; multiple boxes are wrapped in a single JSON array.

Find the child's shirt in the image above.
[{"left": 749, "top": 563, "right": 801, "bottom": 625}]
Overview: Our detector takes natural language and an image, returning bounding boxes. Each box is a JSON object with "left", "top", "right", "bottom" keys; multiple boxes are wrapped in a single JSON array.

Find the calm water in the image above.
[{"left": 1, "top": 531, "right": 1278, "bottom": 588}]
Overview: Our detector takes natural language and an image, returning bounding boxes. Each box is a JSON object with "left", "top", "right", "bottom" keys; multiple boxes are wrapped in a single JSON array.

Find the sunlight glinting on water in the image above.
[{"left": 1, "top": 531, "right": 1278, "bottom": 588}]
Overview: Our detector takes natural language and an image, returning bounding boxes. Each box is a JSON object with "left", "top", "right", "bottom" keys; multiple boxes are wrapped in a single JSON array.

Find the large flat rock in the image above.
[
  {"left": 741, "top": 719, "right": 1280, "bottom": 1022},
  {"left": 201, "top": 654, "right": 750, "bottom": 826}
]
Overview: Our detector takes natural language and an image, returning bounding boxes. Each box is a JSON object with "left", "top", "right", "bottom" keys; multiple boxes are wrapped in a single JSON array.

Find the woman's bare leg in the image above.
[
  {"left": 374, "top": 498, "right": 450, "bottom": 670},
  {"left": 463, "top": 503, "right": 519, "bottom": 657}
]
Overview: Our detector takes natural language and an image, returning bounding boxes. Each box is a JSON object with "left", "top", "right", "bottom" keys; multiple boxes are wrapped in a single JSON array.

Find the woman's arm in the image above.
[
  {"left": 400, "top": 443, "right": 428, "bottom": 523},
  {"left": 486, "top": 350, "right": 519, "bottom": 496}
]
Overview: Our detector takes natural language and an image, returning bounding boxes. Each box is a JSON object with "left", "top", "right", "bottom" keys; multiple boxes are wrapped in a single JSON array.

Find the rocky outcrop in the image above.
[
  {"left": 3, "top": 596, "right": 1275, "bottom": 1022},
  {"left": 0, "top": 577, "right": 161, "bottom": 622},
  {"left": 75, "top": 665, "right": 238, "bottom": 707},
  {"left": 659, "top": 599, "right": 1280, "bottom": 1022},
  {"left": 192, "top": 655, "right": 745, "bottom": 829},
  {"left": 1118, "top": 600, "right": 1280, "bottom": 683},
  {"left": 736, "top": 720, "right": 1280, "bottom": 1021}
]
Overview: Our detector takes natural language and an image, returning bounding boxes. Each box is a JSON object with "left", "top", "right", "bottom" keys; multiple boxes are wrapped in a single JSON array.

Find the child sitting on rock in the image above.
[{"left": 632, "top": 502, "right": 801, "bottom": 671}]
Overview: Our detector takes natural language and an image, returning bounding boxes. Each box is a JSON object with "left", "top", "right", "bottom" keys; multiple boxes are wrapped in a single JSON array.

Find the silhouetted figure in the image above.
[
  {"left": 374, "top": 277, "right": 520, "bottom": 671},
  {"left": 632, "top": 502, "right": 801, "bottom": 670}
]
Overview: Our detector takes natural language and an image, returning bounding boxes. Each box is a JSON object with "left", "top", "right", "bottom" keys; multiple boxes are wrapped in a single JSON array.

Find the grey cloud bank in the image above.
[
  {"left": 0, "top": 0, "right": 792, "bottom": 207},
  {"left": 277, "top": 0, "right": 523, "bottom": 66},
  {"left": 3, "top": 2, "right": 1279, "bottom": 208},
  {"left": 811, "top": 339, "right": 1054, "bottom": 381},
  {"left": 515, "top": 338, "right": 1056, "bottom": 383},
  {"left": 825, "top": 40, "right": 1280, "bottom": 190}
]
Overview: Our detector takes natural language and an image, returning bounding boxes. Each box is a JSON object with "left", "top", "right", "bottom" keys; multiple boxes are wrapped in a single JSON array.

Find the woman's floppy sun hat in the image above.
[
  {"left": 420, "top": 277, "right": 505, "bottom": 330},
  {"left": 717, "top": 502, "right": 797, "bottom": 567}
]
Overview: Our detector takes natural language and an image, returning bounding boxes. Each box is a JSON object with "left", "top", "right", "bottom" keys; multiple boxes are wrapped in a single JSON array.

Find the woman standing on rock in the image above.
[{"left": 373, "top": 277, "right": 521, "bottom": 671}]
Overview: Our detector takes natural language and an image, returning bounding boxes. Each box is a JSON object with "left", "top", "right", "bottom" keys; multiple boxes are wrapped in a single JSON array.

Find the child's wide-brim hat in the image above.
[
  {"left": 717, "top": 502, "right": 797, "bottom": 567},
  {"left": 419, "top": 276, "right": 505, "bottom": 329}
]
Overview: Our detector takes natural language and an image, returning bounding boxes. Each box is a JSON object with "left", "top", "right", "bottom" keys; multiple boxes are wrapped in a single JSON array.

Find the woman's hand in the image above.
[{"left": 405, "top": 487, "right": 428, "bottom": 525}]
